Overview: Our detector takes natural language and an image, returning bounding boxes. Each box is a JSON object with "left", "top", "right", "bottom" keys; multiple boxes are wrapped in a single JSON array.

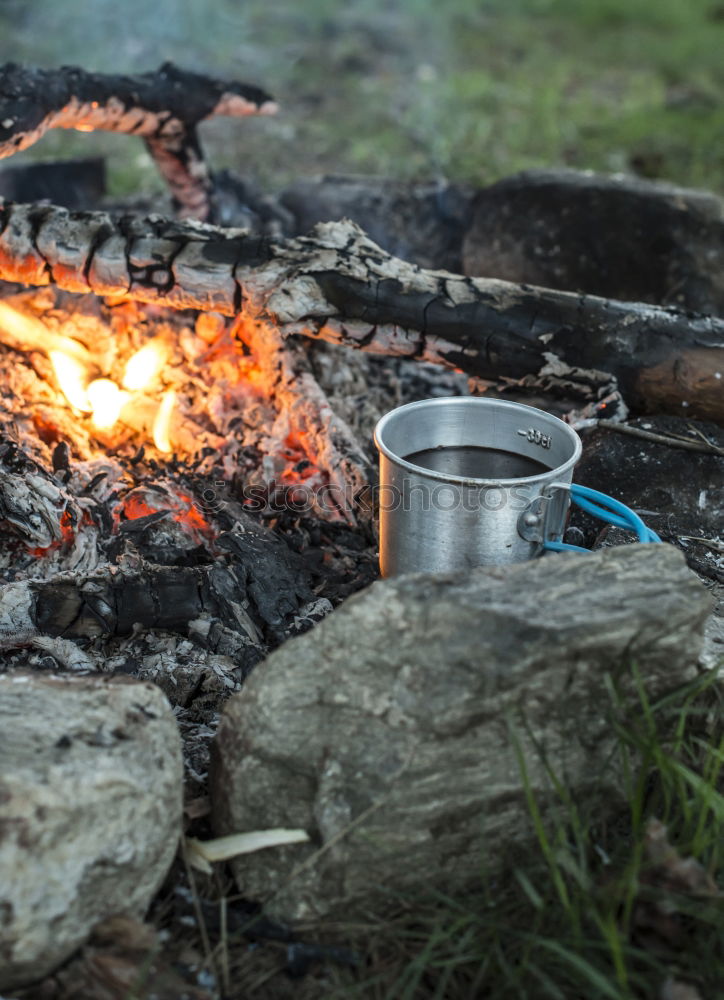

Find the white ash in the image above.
[{"left": 306, "top": 340, "right": 469, "bottom": 447}]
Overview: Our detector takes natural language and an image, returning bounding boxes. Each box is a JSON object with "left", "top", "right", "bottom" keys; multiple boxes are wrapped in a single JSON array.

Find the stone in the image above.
[
  {"left": 0, "top": 673, "right": 183, "bottom": 992},
  {"left": 0, "top": 157, "right": 106, "bottom": 211},
  {"left": 211, "top": 544, "right": 711, "bottom": 923},
  {"left": 280, "top": 174, "right": 473, "bottom": 271},
  {"left": 462, "top": 169, "right": 724, "bottom": 315}
]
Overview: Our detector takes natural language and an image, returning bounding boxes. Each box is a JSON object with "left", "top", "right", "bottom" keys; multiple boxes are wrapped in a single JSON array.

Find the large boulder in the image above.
[
  {"left": 462, "top": 169, "right": 724, "bottom": 315},
  {"left": 0, "top": 674, "right": 183, "bottom": 992},
  {"left": 211, "top": 544, "right": 711, "bottom": 923}
]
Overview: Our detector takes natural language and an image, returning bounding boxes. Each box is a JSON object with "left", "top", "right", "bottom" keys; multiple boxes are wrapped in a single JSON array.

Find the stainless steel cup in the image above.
[{"left": 374, "top": 397, "right": 582, "bottom": 576}]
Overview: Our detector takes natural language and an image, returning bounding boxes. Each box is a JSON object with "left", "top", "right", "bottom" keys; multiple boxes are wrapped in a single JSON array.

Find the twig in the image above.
[
  {"left": 219, "top": 895, "right": 230, "bottom": 996},
  {"left": 596, "top": 420, "right": 724, "bottom": 457},
  {"left": 180, "top": 836, "right": 218, "bottom": 986},
  {"left": 679, "top": 536, "right": 724, "bottom": 554}
]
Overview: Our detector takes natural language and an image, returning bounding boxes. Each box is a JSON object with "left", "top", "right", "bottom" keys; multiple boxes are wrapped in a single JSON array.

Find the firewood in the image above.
[
  {"left": 0, "top": 437, "right": 81, "bottom": 549},
  {"left": 0, "top": 202, "right": 722, "bottom": 421},
  {"left": 0, "top": 535, "right": 313, "bottom": 669},
  {"left": 0, "top": 63, "right": 277, "bottom": 220}
]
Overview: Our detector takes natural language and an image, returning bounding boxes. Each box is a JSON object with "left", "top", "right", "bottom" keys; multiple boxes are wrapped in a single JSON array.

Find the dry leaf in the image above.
[{"left": 186, "top": 828, "right": 309, "bottom": 874}]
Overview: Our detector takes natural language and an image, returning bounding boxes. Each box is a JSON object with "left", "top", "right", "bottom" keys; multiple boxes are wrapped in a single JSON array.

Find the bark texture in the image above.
[
  {"left": 211, "top": 544, "right": 711, "bottom": 923},
  {"left": 1, "top": 202, "right": 722, "bottom": 420},
  {"left": 0, "top": 673, "right": 183, "bottom": 992},
  {"left": 0, "top": 63, "right": 276, "bottom": 219}
]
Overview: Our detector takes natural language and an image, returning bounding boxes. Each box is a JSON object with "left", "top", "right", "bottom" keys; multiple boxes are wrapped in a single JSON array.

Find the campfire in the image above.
[
  {"left": 0, "top": 72, "right": 721, "bottom": 709},
  {"left": 0, "top": 63, "right": 721, "bottom": 737},
  {"left": 0, "top": 269, "right": 388, "bottom": 735},
  {"left": 0, "top": 301, "right": 178, "bottom": 449},
  {"left": 0, "top": 60, "right": 722, "bottom": 1000}
]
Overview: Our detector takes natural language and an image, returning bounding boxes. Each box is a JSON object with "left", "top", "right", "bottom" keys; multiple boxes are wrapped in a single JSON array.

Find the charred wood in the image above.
[
  {"left": 0, "top": 518, "right": 316, "bottom": 670},
  {"left": 0, "top": 202, "right": 722, "bottom": 420},
  {"left": 0, "top": 63, "right": 276, "bottom": 220},
  {"left": 0, "top": 157, "right": 106, "bottom": 211},
  {"left": 0, "top": 437, "right": 82, "bottom": 549},
  {"left": 0, "top": 430, "right": 323, "bottom": 669}
]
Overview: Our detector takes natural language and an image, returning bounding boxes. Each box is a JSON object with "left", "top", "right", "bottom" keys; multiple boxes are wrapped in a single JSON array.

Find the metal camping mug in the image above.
[{"left": 373, "top": 397, "right": 583, "bottom": 577}]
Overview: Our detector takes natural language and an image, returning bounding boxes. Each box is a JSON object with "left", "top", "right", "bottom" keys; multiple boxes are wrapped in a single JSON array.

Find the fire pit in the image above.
[
  {"left": 0, "top": 60, "right": 722, "bottom": 999},
  {"left": 0, "top": 60, "right": 721, "bottom": 793},
  {"left": 0, "top": 282, "right": 384, "bottom": 680}
]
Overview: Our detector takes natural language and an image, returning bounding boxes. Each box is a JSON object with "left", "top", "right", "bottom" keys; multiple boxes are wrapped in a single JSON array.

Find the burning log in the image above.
[
  {"left": 0, "top": 285, "right": 372, "bottom": 525},
  {"left": 0, "top": 202, "right": 721, "bottom": 421},
  {"left": 0, "top": 63, "right": 277, "bottom": 220}
]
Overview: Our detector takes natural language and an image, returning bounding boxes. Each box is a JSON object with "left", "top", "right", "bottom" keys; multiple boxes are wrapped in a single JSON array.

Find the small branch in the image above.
[
  {"left": 0, "top": 63, "right": 277, "bottom": 220},
  {"left": 596, "top": 419, "right": 724, "bottom": 457},
  {"left": 678, "top": 536, "right": 724, "bottom": 554}
]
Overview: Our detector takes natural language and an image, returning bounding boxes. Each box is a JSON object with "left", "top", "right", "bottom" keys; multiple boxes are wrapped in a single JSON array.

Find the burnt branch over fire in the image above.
[
  {"left": 1, "top": 202, "right": 722, "bottom": 420},
  {"left": 0, "top": 63, "right": 277, "bottom": 220}
]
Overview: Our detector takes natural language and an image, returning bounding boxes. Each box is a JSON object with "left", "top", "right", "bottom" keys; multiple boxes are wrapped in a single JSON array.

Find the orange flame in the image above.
[
  {"left": 49, "top": 350, "right": 91, "bottom": 412},
  {"left": 87, "top": 378, "right": 129, "bottom": 429},
  {"left": 153, "top": 389, "right": 176, "bottom": 453},
  {"left": 0, "top": 304, "right": 182, "bottom": 451},
  {"left": 0, "top": 302, "right": 91, "bottom": 364},
  {"left": 122, "top": 341, "right": 169, "bottom": 391}
]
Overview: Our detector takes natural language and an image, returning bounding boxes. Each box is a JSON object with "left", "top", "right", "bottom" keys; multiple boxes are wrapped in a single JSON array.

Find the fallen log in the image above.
[
  {"left": 0, "top": 201, "right": 722, "bottom": 421},
  {"left": 0, "top": 63, "right": 276, "bottom": 220}
]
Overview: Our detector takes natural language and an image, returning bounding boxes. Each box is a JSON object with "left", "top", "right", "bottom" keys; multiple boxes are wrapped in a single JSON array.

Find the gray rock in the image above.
[
  {"left": 0, "top": 674, "right": 183, "bottom": 992},
  {"left": 211, "top": 544, "right": 711, "bottom": 923},
  {"left": 462, "top": 169, "right": 724, "bottom": 315},
  {"left": 280, "top": 174, "right": 473, "bottom": 271}
]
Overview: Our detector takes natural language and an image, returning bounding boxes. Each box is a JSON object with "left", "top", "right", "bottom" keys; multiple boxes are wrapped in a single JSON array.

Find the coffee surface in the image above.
[{"left": 404, "top": 445, "right": 550, "bottom": 480}]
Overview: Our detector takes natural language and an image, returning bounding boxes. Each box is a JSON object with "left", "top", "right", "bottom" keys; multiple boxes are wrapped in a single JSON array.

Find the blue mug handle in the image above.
[{"left": 543, "top": 484, "right": 661, "bottom": 554}]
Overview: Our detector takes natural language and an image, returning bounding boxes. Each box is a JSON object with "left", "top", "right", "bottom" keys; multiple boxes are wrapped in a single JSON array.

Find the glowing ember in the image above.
[
  {"left": 49, "top": 350, "right": 91, "bottom": 412},
  {"left": 28, "top": 509, "right": 77, "bottom": 556},
  {"left": 122, "top": 341, "right": 169, "bottom": 391},
  {"left": 87, "top": 378, "right": 129, "bottom": 430},
  {"left": 153, "top": 389, "right": 176, "bottom": 453},
  {"left": 119, "top": 489, "right": 214, "bottom": 544}
]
